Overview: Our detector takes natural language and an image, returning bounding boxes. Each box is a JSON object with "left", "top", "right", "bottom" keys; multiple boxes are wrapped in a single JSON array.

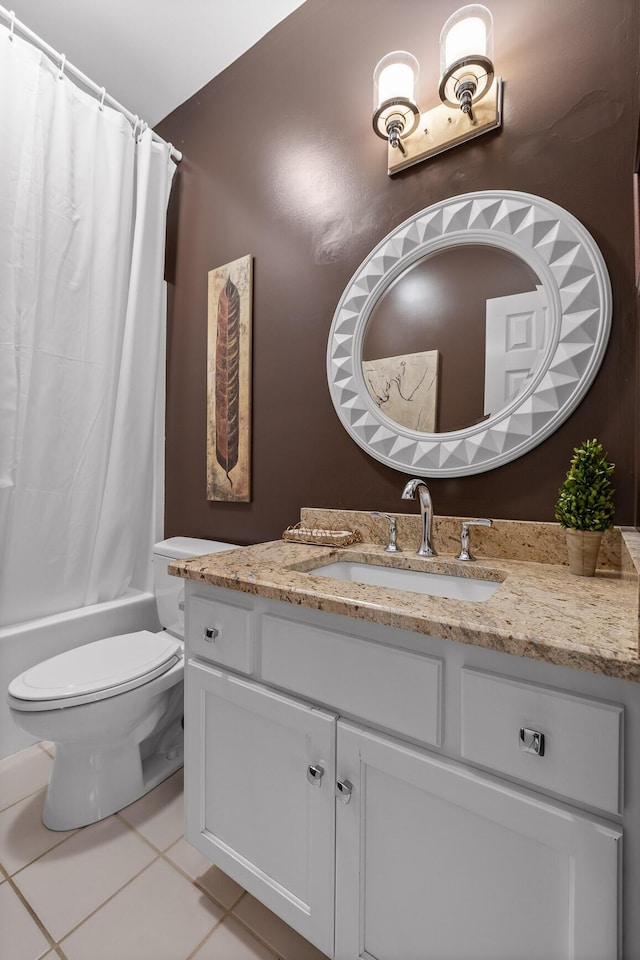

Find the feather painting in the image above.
[
  {"left": 215, "top": 277, "right": 240, "bottom": 483},
  {"left": 207, "top": 256, "right": 252, "bottom": 501}
]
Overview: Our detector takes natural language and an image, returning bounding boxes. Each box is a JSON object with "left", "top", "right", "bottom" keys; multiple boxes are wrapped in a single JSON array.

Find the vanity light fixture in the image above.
[
  {"left": 372, "top": 5, "right": 502, "bottom": 176},
  {"left": 372, "top": 51, "right": 420, "bottom": 156}
]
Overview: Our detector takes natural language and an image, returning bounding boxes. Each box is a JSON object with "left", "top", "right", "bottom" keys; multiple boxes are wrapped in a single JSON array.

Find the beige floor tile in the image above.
[
  {"left": 233, "top": 895, "right": 330, "bottom": 960},
  {"left": 14, "top": 815, "right": 157, "bottom": 941},
  {"left": 0, "top": 745, "right": 53, "bottom": 812},
  {"left": 0, "top": 788, "right": 75, "bottom": 876},
  {"left": 192, "top": 915, "right": 277, "bottom": 960},
  {"left": 165, "top": 838, "right": 244, "bottom": 909},
  {"left": 118, "top": 769, "right": 184, "bottom": 851},
  {"left": 0, "top": 881, "right": 50, "bottom": 960},
  {"left": 38, "top": 742, "right": 55, "bottom": 759},
  {"left": 61, "top": 857, "right": 224, "bottom": 960}
]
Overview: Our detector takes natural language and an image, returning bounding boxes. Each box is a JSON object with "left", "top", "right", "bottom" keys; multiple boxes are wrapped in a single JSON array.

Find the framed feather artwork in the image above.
[{"left": 206, "top": 255, "right": 252, "bottom": 501}]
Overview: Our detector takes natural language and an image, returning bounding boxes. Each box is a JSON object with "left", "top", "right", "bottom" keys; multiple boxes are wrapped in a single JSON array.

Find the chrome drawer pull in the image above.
[
  {"left": 336, "top": 778, "right": 353, "bottom": 804},
  {"left": 307, "top": 764, "right": 325, "bottom": 786},
  {"left": 519, "top": 727, "right": 545, "bottom": 756},
  {"left": 204, "top": 627, "right": 219, "bottom": 643}
]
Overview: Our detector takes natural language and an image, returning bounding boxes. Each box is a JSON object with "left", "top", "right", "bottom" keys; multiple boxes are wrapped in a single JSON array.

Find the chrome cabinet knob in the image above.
[
  {"left": 204, "top": 627, "right": 219, "bottom": 643},
  {"left": 519, "top": 727, "right": 545, "bottom": 756},
  {"left": 307, "top": 764, "right": 325, "bottom": 786},
  {"left": 336, "top": 779, "right": 353, "bottom": 804}
]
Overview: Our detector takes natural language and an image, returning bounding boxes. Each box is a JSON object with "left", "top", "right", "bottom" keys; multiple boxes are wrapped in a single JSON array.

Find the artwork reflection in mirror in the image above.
[
  {"left": 363, "top": 349, "right": 439, "bottom": 432},
  {"left": 362, "top": 245, "right": 547, "bottom": 433}
]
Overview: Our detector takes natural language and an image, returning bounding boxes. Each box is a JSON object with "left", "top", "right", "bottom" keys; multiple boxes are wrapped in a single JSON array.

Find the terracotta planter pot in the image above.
[{"left": 565, "top": 529, "right": 603, "bottom": 577}]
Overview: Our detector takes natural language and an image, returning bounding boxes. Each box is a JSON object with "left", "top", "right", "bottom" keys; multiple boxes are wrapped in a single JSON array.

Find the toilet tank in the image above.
[{"left": 153, "top": 537, "right": 240, "bottom": 639}]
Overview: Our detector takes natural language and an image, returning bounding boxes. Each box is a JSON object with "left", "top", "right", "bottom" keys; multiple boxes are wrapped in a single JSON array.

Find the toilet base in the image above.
[
  {"left": 9, "top": 657, "right": 186, "bottom": 830},
  {"left": 43, "top": 732, "right": 184, "bottom": 830},
  {"left": 39, "top": 681, "right": 186, "bottom": 830}
]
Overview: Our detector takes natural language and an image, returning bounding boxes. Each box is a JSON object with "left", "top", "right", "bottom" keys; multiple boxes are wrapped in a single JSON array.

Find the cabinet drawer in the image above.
[
  {"left": 261, "top": 614, "right": 442, "bottom": 747},
  {"left": 187, "top": 593, "right": 255, "bottom": 674},
  {"left": 461, "top": 668, "right": 622, "bottom": 814}
]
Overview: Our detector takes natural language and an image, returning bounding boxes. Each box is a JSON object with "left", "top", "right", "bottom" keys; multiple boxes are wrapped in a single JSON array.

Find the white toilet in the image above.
[{"left": 8, "top": 537, "right": 238, "bottom": 831}]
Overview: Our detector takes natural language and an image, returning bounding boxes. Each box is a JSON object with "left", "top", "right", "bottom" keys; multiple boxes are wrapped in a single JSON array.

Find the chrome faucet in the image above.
[
  {"left": 370, "top": 512, "right": 401, "bottom": 553},
  {"left": 401, "top": 478, "right": 436, "bottom": 557},
  {"left": 455, "top": 518, "right": 493, "bottom": 561}
]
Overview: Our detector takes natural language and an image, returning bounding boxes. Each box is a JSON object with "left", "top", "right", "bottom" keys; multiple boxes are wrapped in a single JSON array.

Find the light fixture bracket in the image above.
[{"left": 385, "top": 76, "right": 502, "bottom": 176}]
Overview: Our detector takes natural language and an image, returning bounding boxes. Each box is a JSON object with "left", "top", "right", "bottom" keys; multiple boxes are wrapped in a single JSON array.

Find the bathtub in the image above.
[{"left": 0, "top": 590, "right": 160, "bottom": 760}]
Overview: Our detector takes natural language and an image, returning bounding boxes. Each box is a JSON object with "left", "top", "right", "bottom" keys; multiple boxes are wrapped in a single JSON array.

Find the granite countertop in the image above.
[{"left": 170, "top": 509, "right": 640, "bottom": 683}]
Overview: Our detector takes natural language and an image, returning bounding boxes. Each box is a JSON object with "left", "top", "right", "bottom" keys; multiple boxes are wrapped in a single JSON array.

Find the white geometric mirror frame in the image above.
[{"left": 327, "top": 190, "right": 612, "bottom": 477}]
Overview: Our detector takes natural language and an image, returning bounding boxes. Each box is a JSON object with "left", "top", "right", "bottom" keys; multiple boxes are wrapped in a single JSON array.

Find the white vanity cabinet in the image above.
[{"left": 183, "top": 584, "right": 624, "bottom": 960}]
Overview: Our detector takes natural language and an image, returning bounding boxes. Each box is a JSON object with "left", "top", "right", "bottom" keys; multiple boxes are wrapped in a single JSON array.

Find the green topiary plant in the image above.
[{"left": 554, "top": 438, "right": 615, "bottom": 531}]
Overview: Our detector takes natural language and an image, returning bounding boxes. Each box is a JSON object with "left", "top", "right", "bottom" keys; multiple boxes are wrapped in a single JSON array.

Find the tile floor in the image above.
[{"left": 0, "top": 743, "right": 329, "bottom": 960}]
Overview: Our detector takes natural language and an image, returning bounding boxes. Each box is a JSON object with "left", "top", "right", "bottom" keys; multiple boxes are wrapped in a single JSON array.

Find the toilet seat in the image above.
[{"left": 8, "top": 631, "right": 182, "bottom": 712}]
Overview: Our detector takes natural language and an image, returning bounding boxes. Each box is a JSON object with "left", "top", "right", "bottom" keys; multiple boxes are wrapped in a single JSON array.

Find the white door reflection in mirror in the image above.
[{"left": 484, "top": 286, "right": 548, "bottom": 416}]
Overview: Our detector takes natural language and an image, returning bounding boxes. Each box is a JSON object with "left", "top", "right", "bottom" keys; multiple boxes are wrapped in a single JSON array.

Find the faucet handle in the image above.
[
  {"left": 456, "top": 518, "right": 493, "bottom": 561},
  {"left": 370, "top": 511, "right": 401, "bottom": 553}
]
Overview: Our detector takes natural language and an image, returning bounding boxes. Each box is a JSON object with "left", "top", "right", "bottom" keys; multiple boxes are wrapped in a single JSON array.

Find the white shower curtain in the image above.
[{"left": 0, "top": 26, "right": 176, "bottom": 626}]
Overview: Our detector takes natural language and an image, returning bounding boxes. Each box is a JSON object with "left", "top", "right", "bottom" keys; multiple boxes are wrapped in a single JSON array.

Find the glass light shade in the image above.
[
  {"left": 372, "top": 51, "right": 420, "bottom": 142},
  {"left": 440, "top": 5, "right": 493, "bottom": 73},
  {"left": 438, "top": 5, "right": 494, "bottom": 110},
  {"left": 373, "top": 51, "right": 418, "bottom": 111}
]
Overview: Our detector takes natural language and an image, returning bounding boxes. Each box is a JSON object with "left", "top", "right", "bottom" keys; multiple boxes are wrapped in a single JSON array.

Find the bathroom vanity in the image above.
[{"left": 172, "top": 511, "right": 640, "bottom": 960}]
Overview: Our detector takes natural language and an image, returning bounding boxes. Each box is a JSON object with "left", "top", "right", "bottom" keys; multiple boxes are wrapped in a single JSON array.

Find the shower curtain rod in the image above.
[{"left": 0, "top": 5, "right": 182, "bottom": 162}]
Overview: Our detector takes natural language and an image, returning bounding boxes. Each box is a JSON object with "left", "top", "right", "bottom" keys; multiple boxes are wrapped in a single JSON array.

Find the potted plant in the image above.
[{"left": 554, "top": 438, "right": 615, "bottom": 576}]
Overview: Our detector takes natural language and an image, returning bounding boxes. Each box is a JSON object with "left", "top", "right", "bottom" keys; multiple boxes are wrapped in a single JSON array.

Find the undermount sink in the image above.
[{"left": 308, "top": 560, "right": 500, "bottom": 602}]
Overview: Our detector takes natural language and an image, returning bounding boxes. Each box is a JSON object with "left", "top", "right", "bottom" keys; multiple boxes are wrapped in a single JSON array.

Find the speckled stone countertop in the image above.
[{"left": 170, "top": 509, "right": 640, "bottom": 683}]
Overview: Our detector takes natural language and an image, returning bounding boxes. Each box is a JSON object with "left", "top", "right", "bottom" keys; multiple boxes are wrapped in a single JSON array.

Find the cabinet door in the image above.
[
  {"left": 185, "top": 661, "right": 336, "bottom": 957},
  {"left": 335, "top": 720, "right": 621, "bottom": 960}
]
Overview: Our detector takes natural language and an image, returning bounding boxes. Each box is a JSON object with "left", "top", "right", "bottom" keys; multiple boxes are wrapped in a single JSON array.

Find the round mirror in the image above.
[{"left": 327, "top": 191, "right": 611, "bottom": 477}]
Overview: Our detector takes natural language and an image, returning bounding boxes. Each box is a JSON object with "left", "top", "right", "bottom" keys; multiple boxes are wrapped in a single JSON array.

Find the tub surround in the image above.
[{"left": 170, "top": 510, "right": 640, "bottom": 683}]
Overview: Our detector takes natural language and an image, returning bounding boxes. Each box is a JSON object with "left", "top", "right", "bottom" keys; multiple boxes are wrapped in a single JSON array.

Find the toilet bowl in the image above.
[{"left": 7, "top": 537, "right": 238, "bottom": 830}]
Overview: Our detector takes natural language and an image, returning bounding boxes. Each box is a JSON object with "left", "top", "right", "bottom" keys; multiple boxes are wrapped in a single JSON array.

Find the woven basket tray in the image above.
[{"left": 282, "top": 523, "right": 362, "bottom": 547}]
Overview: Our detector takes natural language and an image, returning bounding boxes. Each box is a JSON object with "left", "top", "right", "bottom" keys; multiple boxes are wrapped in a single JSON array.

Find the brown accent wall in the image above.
[{"left": 157, "top": 0, "right": 639, "bottom": 545}]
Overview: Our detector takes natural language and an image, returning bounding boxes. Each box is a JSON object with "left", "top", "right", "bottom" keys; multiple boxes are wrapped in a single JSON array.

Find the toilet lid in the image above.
[{"left": 9, "top": 631, "right": 181, "bottom": 703}]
